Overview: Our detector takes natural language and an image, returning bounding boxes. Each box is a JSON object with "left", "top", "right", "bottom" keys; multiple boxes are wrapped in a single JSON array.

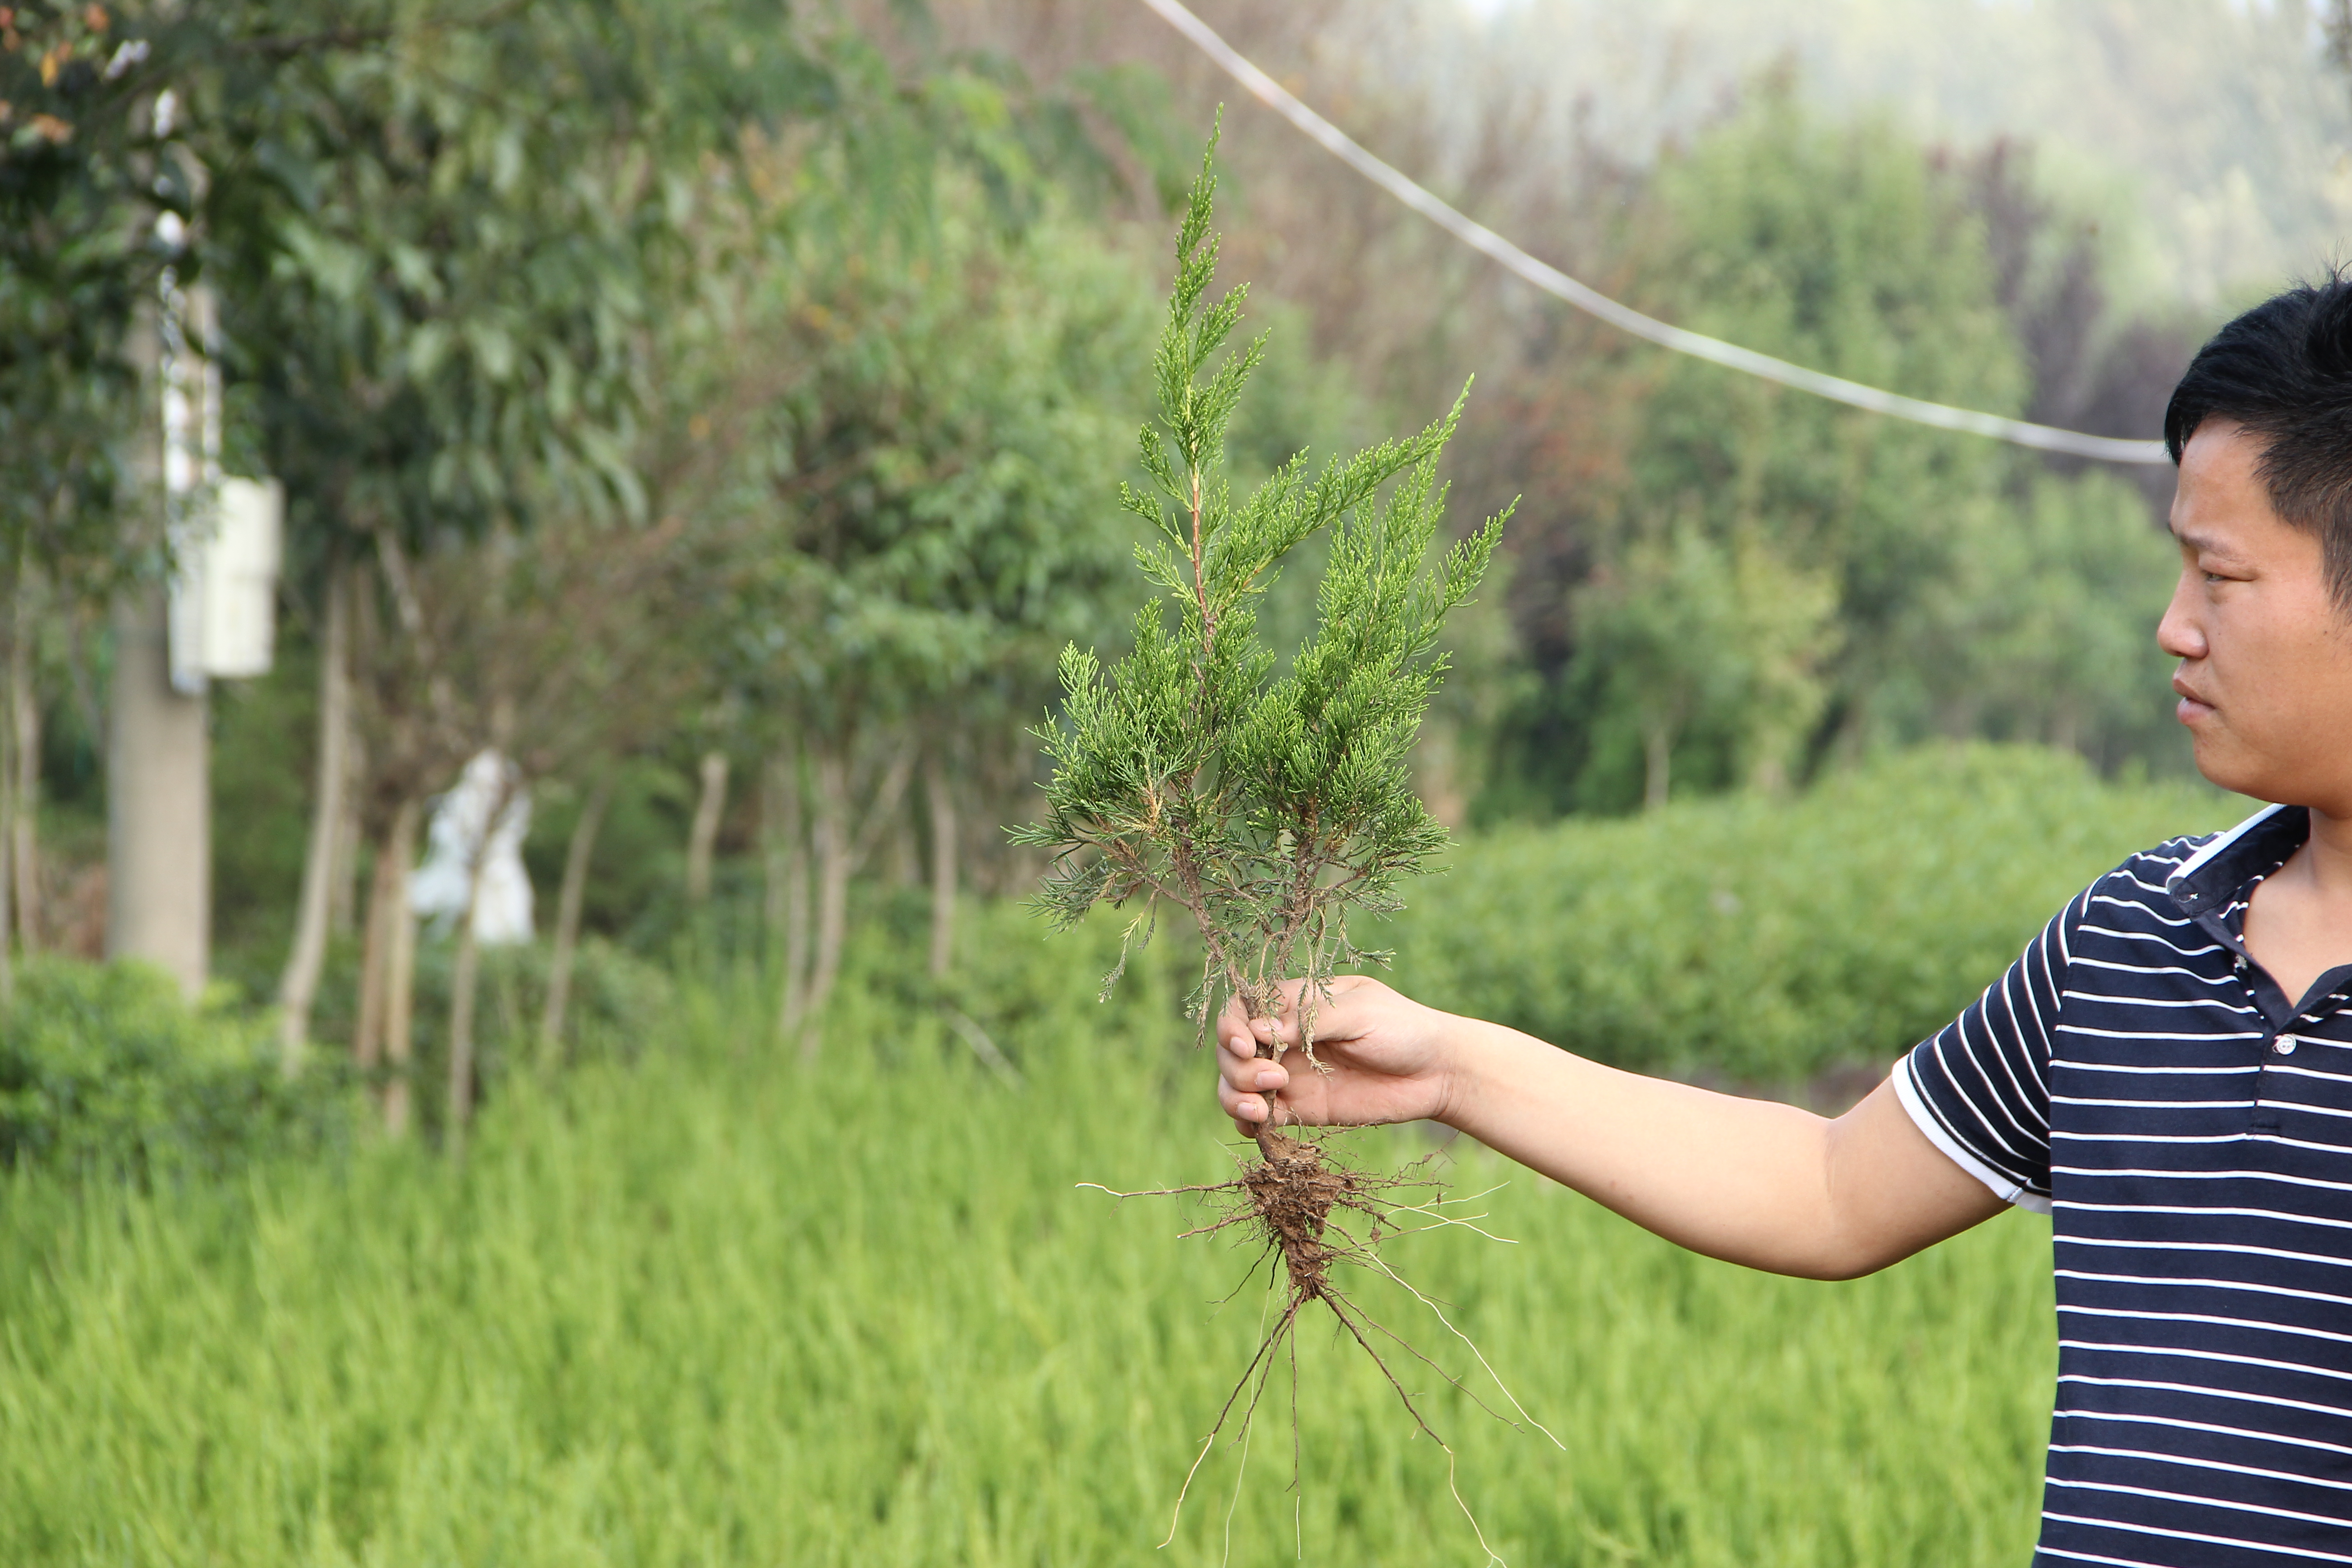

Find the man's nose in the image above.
[{"left": 2156, "top": 572, "right": 2206, "bottom": 661}]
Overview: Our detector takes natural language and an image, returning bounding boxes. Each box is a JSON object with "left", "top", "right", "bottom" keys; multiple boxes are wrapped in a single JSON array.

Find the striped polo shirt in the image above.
[{"left": 1896, "top": 803, "right": 2352, "bottom": 1566}]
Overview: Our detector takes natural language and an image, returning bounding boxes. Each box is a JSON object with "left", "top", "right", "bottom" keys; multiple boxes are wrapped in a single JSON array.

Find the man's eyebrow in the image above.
[{"left": 2169, "top": 525, "right": 2242, "bottom": 559}]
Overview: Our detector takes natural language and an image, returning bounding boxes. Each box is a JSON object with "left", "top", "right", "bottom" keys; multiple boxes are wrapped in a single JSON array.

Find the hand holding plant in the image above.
[{"left": 1216, "top": 975, "right": 1459, "bottom": 1135}]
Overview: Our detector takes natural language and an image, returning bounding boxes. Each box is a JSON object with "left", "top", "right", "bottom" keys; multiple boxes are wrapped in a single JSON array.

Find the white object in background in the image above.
[
  {"left": 410, "top": 750, "right": 536, "bottom": 945},
  {"left": 199, "top": 477, "right": 284, "bottom": 678},
  {"left": 157, "top": 275, "right": 281, "bottom": 690},
  {"left": 166, "top": 478, "right": 285, "bottom": 690}
]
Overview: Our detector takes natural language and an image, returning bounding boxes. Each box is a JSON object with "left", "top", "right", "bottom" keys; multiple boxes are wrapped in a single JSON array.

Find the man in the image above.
[{"left": 1216, "top": 277, "right": 2352, "bottom": 1565}]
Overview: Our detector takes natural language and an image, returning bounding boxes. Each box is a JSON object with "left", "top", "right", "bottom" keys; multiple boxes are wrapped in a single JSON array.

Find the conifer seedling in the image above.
[{"left": 1019, "top": 127, "right": 1541, "bottom": 1549}]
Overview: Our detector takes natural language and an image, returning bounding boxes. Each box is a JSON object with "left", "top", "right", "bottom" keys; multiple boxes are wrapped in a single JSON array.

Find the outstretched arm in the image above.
[{"left": 1216, "top": 976, "right": 2007, "bottom": 1281}]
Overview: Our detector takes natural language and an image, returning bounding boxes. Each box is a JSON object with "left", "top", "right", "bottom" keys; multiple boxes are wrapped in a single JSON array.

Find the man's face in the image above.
[{"left": 2158, "top": 417, "right": 2352, "bottom": 814}]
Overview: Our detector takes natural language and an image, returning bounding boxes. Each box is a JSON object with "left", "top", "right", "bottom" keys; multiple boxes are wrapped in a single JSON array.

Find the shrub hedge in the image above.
[
  {"left": 0, "top": 960, "right": 353, "bottom": 1179},
  {"left": 1381, "top": 744, "right": 2237, "bottom": 1083}
]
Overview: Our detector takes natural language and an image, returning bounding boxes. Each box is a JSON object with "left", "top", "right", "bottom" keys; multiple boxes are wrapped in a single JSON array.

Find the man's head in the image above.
[{"left": 2160, "top": 276, "right": 2352, "bottom": 812}]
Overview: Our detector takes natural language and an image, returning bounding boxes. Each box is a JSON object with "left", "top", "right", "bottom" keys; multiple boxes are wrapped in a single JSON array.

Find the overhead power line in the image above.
[{"left": 1137, "top": 0, "right": 2172, "bottom": 467}]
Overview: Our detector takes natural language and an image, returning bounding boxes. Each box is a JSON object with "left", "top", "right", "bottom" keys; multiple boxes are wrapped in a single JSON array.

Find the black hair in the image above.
[{"left": 2165, "top": 270, "right": 2352, "bottom": 611}]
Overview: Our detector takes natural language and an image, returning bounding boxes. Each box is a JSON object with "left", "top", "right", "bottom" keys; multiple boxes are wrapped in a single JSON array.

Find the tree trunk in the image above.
[
  {"left": 447, "top": 906, "right": 481, "bottom": 1159},
  {"left": 107, "top": 300, "right": 209, "bottom": 1002},
  {"left": 0, "top": 758, "right": 11, "bottom": 1009},
  {"left": 445, "top": 774, "right": 516, "bottom": 1156},
  {"left": 686, "top": 749, "right": 728, "bottom": 904},
  {"left": 0, "top": 766, "right": 12, "bottom": 1009},
  {"left": 11, "top": 565, "right": 40, "bottom": 955},
  {"left": 761, "top": 752, "right": 787, "bottom": 941},
  {"left": 381, "top": 798, "right": 421, "bottom": 1137},
  {"left": 801, "top": 747, "right": 851, "bottom": 1061},
  {"left": 1641, "top": 718, "right": 1673, "bottom": 813},
  {"left": 353, "top": 814, "right": 395, "bottom": 1078},
  {"left": 2049, "top": 704, "right": 2082, "bottom": 759},
  {"left": 539, "top": 772, "right": 611, "bottom": 1069},
  {"left": 926, "top": 752, "right": 956, "bottom": 980},
  {"left": 329, "top": 725, "right": 364, "bottom": 937},
  {"left": 767, "top": 745, "right": 810, "bottom": 1041},
  {"left": 797, "top": 735, "right": 916, "bottom": 1058},
  {"left": 887, "top": 817, "right": 917, "bottom": 887},
  {"left": 275, "top": 560, "right": 351, "bottom": 1074},
  {"left": 0, "top": 578, "right": 16, "bottom": 1010},
  {"left": 107, "top": 584, "right": 210, "bottom": 1000}
]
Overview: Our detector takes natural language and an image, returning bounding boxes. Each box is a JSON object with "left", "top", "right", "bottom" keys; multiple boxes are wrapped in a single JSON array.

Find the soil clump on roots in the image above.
[{"left": 1243, "top": 1129, "right": 1367, "bottom": 1303}]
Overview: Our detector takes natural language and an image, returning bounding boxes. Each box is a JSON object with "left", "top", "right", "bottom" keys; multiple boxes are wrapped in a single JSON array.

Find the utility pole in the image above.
[
  {"left": 107, "top": 584, "right": 210, "bottom": 1000},
  {"left": 105, "top": 265, "right": 213, "bottom": 1002}
]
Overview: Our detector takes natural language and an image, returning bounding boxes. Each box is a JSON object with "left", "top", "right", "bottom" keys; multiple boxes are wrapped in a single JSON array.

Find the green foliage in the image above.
[
  {"left": 1507, "top": 82, "right": 2186, "bottom": 815},
  {"left": 1601, "top": 84, "right": 2024, "bottom": 768},
  {"left": 0, "top": 955, "right": 2053, "bottom": 1565},
  {"left": 0, "top": 958, "right": 353, "bottom": 1178},
  {"left": 712, "top": 196, "right": 1156, "bottom": 738},
  {"left": 225, "top": 0, "right": 834, "bottom": 550},
  {"left": 520, "top": 759, "right": 698, "bottom": 946},
  {"left": 0, "top": 0, "right": 218, "bottom": 580},
  {"left": 1021, "top": 132, "right": 1508, "bottom": 1023},
  {"left": 836, "top": 887, "right": 1195, "bottom": 1061},
  {"left": 1568, "top": 524, "right": 1839, "bottom": 804},
  {"left": 1385, "top": 744, "right": 2233, "bottom": 1083},
  {"left": 1918, "top": 467, "right": 2181, "bottom": 766}
]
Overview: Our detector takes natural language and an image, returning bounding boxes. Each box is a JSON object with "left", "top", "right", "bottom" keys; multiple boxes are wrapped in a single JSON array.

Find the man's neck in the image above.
[
  {"left": 2245, "top": 804, "right": 2352, "bottom": 1010},
  {"left": 2303, "top": 804, "right": 2352, "bottom": 907}
]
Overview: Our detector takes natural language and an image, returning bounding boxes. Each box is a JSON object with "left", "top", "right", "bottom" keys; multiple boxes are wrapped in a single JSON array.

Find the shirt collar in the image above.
[{"left": 2166, "top": 802, "right": 2310, "bottom": 917}]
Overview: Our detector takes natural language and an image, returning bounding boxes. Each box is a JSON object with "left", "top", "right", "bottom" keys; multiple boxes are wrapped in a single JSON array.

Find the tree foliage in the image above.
[{"left": 1492, "top": 82, "right": 2181, "bottom": 813}]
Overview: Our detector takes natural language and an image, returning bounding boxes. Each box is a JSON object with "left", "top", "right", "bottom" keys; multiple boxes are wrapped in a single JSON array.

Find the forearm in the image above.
[{"left": 1435, "top": 1016, "right": 1993, "bottom": 1279}]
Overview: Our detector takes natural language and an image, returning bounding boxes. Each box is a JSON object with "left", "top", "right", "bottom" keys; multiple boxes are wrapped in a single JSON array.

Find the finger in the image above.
[
  {"left": 1222, "top": 1014, "right": 1291, "bottom": 1065},
  {"left": 1243, "top": 1057, "right": 1289, "bottom": 1092},
  {"left": 1217, "top": 998, "right": 1259, "bottom": 1055},
  {"left": 1220, "top": 1043, "right": 1289, "bottom": 1091}
]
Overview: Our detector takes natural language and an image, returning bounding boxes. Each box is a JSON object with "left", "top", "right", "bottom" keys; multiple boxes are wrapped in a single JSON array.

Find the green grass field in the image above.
[
  {"left": 0, "top": 970, "right": 2056, "bottom": 1567},
  {"left": 18, "top": 747, "right": 2225, "bottom": 1566}
]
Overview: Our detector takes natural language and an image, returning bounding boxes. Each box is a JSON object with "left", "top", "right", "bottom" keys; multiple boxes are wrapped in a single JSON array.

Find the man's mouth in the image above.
[{"left": 2172, "top": 675, "right": 2215, "bottom": 725}]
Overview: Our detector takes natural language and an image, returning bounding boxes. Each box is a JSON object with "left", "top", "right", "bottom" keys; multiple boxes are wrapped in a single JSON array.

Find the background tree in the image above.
[
  {"left": 1566, "top": 525, "right": 1838, "bottom": 810},
  {"left": 706, "top": 192, "right": 1152, "bottom": 1051},
  {"left": 218, "top": 0, "right": 826, "bottom": 1068}
]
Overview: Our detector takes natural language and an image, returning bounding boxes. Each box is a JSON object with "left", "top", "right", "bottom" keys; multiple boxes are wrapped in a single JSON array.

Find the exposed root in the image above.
[{"left": 1088, "top": 1130, "right": 1541, "bottom": 1562}]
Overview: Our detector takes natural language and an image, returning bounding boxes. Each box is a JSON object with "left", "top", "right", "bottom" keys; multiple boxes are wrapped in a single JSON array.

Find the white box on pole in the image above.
[{"left": 200, "top": 477, "right": 283, "bottom": 679}]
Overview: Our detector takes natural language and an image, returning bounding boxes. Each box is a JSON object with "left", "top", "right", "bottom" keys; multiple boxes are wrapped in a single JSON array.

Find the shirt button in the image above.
[{"left": 2278, "top": 1035, "right": 2299, "bottom": 1055}]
